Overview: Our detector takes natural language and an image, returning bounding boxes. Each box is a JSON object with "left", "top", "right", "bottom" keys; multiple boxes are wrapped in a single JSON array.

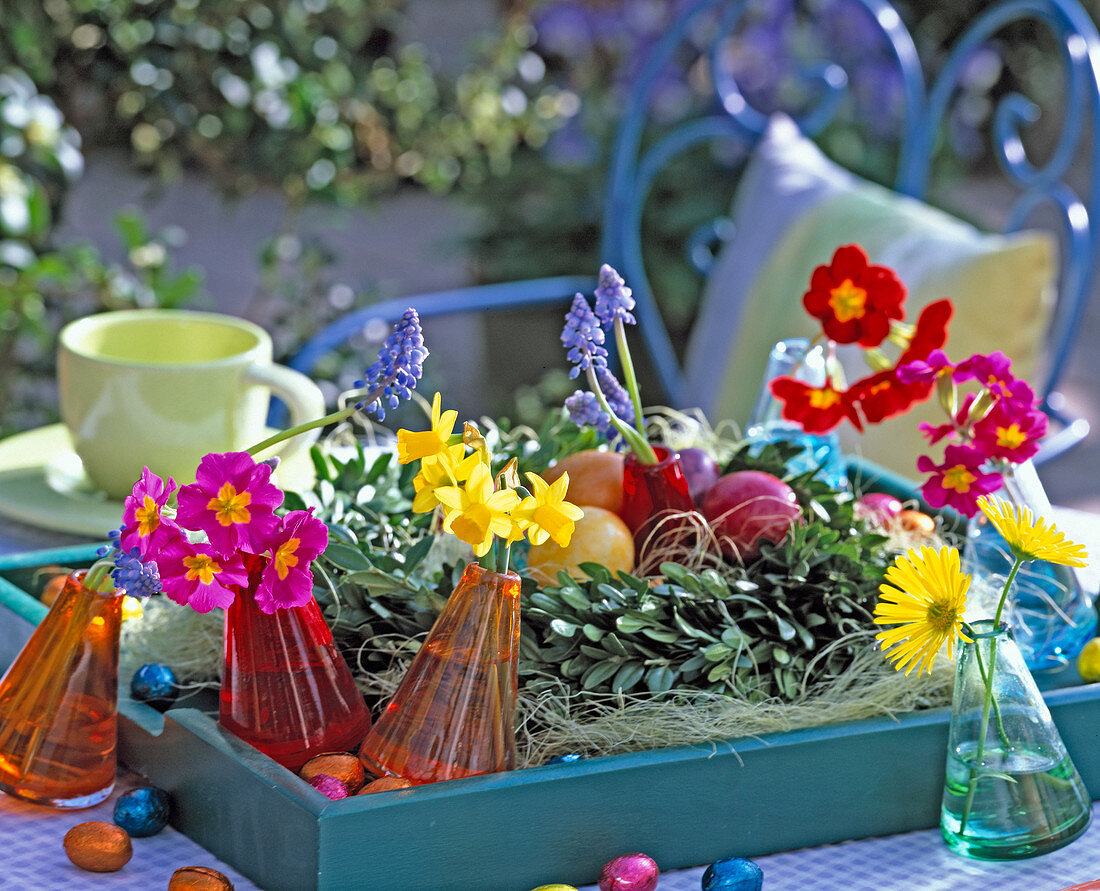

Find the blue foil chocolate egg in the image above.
[
  {"left": 113, "top": 786, "right": 171, "bottom": 838},
  {"left": 545, "top": 753, "right": 584, "bottom": 765},
  {"left": 130, "top": 663, "right": 178, "bottom": 712},
  {"left": 702, "top": 857, "right": 763, "bottom": 891}
]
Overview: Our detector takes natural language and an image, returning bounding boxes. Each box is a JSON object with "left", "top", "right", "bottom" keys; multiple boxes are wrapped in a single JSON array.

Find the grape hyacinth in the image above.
[
  {"left": 594, "top": 263, "right": 636, "bottom": 327},
  {"left": 111, "top": 550, "right": 162, "bottom": 598},
  {"left": 354, "top": 308, "right": 428, "bottom": 420},
  {"left": 561, "top": 292, "right": 608, "bottom": 378}
]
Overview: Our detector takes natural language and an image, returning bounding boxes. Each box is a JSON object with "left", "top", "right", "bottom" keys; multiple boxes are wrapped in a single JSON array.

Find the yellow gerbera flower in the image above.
[
  {"left": 397, "top": 392, "right": 458, "bottom": 465},
  {"left": 411, "top": 444, "right": 481, "bottom": 514},
  {"left": 874, "top": 546, "right": 972, "bottom": 676},
  {"left": 976, "top": 495, "right": 1088, "bottom": 566},
  {"left": 513, "top": 471, "right": 585, "bottom": 547},
  {"left": 435, "top": 463, "right": 520, "bottom": 557}
]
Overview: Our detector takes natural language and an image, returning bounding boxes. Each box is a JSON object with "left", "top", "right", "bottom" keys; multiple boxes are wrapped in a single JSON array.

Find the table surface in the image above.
[{"left": 2, "top": 501, "right": 1100, "bottom": 891}]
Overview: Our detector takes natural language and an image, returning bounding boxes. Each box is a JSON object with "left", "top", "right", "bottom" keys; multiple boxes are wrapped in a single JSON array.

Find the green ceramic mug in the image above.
[{"left": 58, "top": 309, "right": 326, "bottom": 500}]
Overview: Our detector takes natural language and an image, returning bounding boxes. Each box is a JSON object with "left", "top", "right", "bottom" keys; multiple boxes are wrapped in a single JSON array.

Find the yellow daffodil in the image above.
[
  {"left": 435, "top": 463, "right": 520, "bottom": 557},
  {"left": 513, "top": 471, "right": 585, "bottom": 547},
  {"left": 976, "top": 496, "right": 1088, "bottom": 566},
  {"left": 411, "top": 444, "right": 482, "bottom": 514},
  {"left": 874, "top": 546, "right": 972, "bottom": 676},
  {"left": 397, "top": 392, "right": 458, "bottom": 465}
]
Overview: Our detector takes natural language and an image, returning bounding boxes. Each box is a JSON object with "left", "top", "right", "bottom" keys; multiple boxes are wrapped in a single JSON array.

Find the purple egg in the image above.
[
  {"left": 598, "top": 852, "right": 659, "bottom": 891},
  {"left": 855, "top": 492, "right": 903, "bottom": 526},
  {"left": 308, "top": 773, "right": 349, "bottom": 800},
  {"left": 676, "top": 447, "right": 721, "bottom": 505}
]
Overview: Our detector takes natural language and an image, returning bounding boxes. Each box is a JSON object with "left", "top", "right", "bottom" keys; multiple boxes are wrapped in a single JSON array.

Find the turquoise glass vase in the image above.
[{"left": 941, "top": 621, "right": 1091, "bottom": 859}]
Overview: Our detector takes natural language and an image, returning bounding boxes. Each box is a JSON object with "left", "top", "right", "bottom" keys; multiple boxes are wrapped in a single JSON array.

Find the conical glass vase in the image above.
[
  {"left": 746, "top": 337, "right": 847, "bottom": 489},
  {"left": 358, "top": 561, "right": 520, "bottom": 785},
  {"left": 963, "top": 460, "right": 1095, "bottom": 671},
  {"left": 219, "top": 555, "right": 371, "bottom": 771},
  {"left": 941, "top": 621, "right": 1091, "bottom": 860},
  {"left": 0, "top": 571, "right": 123, "bottom": 808}
]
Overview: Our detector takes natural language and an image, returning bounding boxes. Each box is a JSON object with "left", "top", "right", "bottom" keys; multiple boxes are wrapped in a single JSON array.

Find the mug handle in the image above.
[{"left": 243, "top": 363, "right": 326, "bottom": 459}]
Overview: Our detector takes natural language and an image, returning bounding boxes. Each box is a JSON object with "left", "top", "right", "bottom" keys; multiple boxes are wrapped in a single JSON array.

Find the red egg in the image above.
[
  {"left": 701, "top": 471, "right": 801, "bottom": 561},
  {"left": 598, "top": 852, "right": 659, "bottom": 891}
]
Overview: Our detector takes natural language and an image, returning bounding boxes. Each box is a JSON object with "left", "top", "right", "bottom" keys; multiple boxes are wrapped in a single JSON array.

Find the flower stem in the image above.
[
  {"left": 959, "top": 558, "right": 1023, "bottom": 833},
  {"left": 246, "top": 406, "right": 356, "bottom": 456},
  {"left": 614, "top": 318, "right": 646, "bottom": 436},
  {"left": 585, "top": 365, "right": 658, "bottom": 464},
  {"left": 83, "top": 559, "right": 116, "bottom": 595}
]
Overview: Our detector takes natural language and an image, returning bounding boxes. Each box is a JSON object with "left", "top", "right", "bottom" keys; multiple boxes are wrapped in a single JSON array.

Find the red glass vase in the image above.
[
  {"left": 0, "top": 571, "right": 122, "bottom": 808},
  {"left": 621, "top": 445, "right": 696, "bottom": 565},
  {"left": 219, "top": 556, "right": 371, "bottom": 771},
  {"left": 358, "top": 561, "right": 520, "bottom": 784}
]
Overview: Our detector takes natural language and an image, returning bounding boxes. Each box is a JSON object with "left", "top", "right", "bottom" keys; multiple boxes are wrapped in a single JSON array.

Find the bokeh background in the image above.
[{"left": 0, "top": 0, "right": 1096, "bottom": 509}]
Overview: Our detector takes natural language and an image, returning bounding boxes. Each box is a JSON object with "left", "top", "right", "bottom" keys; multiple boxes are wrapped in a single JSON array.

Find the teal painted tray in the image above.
[{"left": 1, "top": 477, "right": 1095, "bottom": 890}]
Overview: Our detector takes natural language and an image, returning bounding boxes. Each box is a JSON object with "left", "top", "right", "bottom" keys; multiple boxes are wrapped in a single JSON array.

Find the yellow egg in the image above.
[
  {"left": 1077, "top": 638, "right": 1100, "bottom": 683},
  {"left": 527, "top": 506, "right": 634, "bottom": 584},
  {"left": 529, "top": 885, "right": 579, "bottom": 891}
]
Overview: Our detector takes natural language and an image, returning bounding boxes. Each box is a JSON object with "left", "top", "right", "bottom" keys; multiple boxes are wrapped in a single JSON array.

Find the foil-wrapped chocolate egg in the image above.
[
  {"left": 545, "top": 753, "right": 584, "bottom": 765},
  {"left": 63, "top": 821, "right": 133, "bottom": 872},
  {"left": 113, "top": 786, "right": 171, "bottom": 837},
  {"left": 702, "top": 857, "right": 763, "bottom": 890},
  {"left": 308, "top": 773, "right": 349, "bottom": 800},
  {"left": 358, "top": 776, "right": 413, "bottom": 794},
  {"left": 130, "top": 663, "right": 179, "bottom": 712},
  {"left": 168, "top": 865, "right": 236, "bottom": 890},
  {"left": 529, "top": 885, "right": 579, "bottom": 891},
  {"left": 598, "top": 852, "right": 659, "bottom": 891},
  {"left": 299, "top": 752, "right": 365, "bottom": 793}
]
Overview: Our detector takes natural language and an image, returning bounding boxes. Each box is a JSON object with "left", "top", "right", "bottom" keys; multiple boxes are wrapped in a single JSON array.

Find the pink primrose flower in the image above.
[
  {"left": 159, "top": 536, "right": 249, "bottom": 613},
  {"left": 176, "top": 452, "right": 283, "bottom": 556},
  {"left": 971, "top": 399, "right": 1048, "bottom": 463},
  {"left": 120, "top": 467, "right": 182, "bottom": 557},
  {"left": 255, "top": 510, "right": 329, "bottom": 613},
  {"left": 896, "top": 349, "right": 954, "bottom": 387},
  {"left": 916, "top": 444, "right": 1003, "bottom": 517},
  {"left": 953, "top": 351, "right": 1014, "bottom": 395}
]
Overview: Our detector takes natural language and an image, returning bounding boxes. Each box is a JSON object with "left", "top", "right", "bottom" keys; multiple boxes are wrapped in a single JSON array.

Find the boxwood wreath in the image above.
[{"left": 120, "top": 412, "right": 956, "bottom": 767}]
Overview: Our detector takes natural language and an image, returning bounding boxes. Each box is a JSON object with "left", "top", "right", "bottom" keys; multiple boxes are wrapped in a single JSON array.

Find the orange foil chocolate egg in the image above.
[
  {"left": 527, "top": 506, "right": 634, "bottom": 584},
  {"left": 299, "top": 752, "right": 366, "bottom": 794},
  {"left": 358, "top": 776, "right": 414, "bottom": 794},
  {"left": 63, "top": 821, "right": 133, "bottom": 872},
  {"left": 168, "top": 866, "right": 236, "bottom": 890}
]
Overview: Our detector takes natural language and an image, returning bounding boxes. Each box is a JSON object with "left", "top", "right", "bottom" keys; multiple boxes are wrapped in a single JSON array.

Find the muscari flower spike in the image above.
[
  {"left": 561, "top": 292, "right": 608, "bottom": 378},
  {"left": 354, "top": 308, "right": 428, "bottom": 421},
  {"left": 111, "top": 549, "right": 163, "bottom": 598},
  {"left": 594, "top": 263, "right": 636, "bottom": 327}
]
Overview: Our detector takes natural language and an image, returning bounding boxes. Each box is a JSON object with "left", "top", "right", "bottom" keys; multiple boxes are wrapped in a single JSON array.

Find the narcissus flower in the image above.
[
  {"left": 875, "top": 545, "right": 972, "bottom": 675},
  {"left": 411, "top": 443, "right": 482, "bottom": 514},
  {"left": 397, "top": 391, "right": 458, "bottom": 466},
  {"left": 976, "top": 496, "right": 1088, "bottom": 566},
  {"left": 801, "top": 244, "right": 906, "bottom": 347},
  {"left": 435, "top": 463, "right": 521, "bottom": 557},
  {"left": 512, "top": 472, "right": 585, "bottom": 547}
]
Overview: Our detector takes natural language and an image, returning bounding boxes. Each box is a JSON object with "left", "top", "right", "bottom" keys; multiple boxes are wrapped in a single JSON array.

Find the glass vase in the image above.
[
  {"left": 219, "top": 555, "right": 371, "bottom": 772},
  {"left": 745, "top": 337, "right": 847, "bottom": 489},
  {"left": 0, "top": 571, "right": 123, "bottom": 808},
  {"left": 620, "top": 445, "right": 696, "bottom": 567},
  {"left": 358, "top": 561, "right": 520, "bottom": 784},
  {"left": 941, "top": 621, "right": 1091, "bottom": 859},
  {"left": 962, "top": 460, "right": 1096, "bottom": 671}
]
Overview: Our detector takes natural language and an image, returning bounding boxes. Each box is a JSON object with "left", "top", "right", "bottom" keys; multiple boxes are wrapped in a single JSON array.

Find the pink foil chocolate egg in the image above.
[
  {"left": 598, "top": 852, "right": 659, "bottom": 891},
  {"left": 855, "top": 492, "right": 903, "bottom": 526},
  {"left": 308, "top": 773, "right": 349, "bottom": 800}
]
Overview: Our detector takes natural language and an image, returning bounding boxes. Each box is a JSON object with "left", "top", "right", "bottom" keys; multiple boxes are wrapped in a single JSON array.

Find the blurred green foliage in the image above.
[{"left": 0, "top": 0, "right": 570, "bottom": 203}]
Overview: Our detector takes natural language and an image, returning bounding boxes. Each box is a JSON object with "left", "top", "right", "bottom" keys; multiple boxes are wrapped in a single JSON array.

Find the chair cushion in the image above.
[{"left": 684, "top": 114, "right": 1057, "bottom": 478}]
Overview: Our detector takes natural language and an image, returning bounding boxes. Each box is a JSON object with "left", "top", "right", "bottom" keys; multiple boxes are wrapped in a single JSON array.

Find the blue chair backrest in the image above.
[{"left": 602, "top": 0, "right": 1100, "bottom": 425}]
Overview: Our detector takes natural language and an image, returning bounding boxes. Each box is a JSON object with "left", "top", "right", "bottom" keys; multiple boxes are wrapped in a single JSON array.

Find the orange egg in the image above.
[
  {"left": 896, "top": 509, "right": 936, "bottom": 537},
  {"left": 543, "top": 450, "right": 625, "bottom": 516},
  {"left": 527, "top": 506, "right": 634, "bottom": 584},
  {"left": 40, "top": 571, "right": 69, "bottom": 607}
]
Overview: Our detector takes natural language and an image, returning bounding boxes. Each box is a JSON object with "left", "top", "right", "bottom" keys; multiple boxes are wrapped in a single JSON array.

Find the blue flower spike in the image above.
[
  {"left": 354, "top": 307, "right": 428, "bottom": 420},
  {"left": 702, "top": 857, "right": 763, "bottom": 891},
  {"left": 594, "top": 263, "right": 636, "bottom": 327},
  {"left": 561, "top": 292, "right": 608, "bottom": 378}
]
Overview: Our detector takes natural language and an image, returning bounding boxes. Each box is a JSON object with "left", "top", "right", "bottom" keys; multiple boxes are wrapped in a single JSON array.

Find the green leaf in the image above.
[
  {"left": 323, "top": 542, "right": 376, "bottom": 572},
  {"left": 601, "top": 633, "right": 629, "bottom": 656},
  {"left": 560, "top": 587, "right": 592, "bottom": 611},
  {"left": 611, "top": 661, "right": 645, "bottom": 692},
  {"left": 645, "top": 665, "right": 677, "bottom": 693},
  {"left": 549, "top": 619, "right": 579, "bottom": 638},
  {"left": 581, "top": 660, "right": 621, "bottom": 690},
  {"left": 581, "top": 623, "right": 604, "bottom": 642},
  {"left": 402, "top": 536, "right": 434, "bottom": 573}
]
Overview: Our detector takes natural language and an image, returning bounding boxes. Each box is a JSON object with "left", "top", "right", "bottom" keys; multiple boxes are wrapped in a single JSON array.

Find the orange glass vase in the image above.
[
  {"left": 0, "top": 571, "right": 122, "bottom": 808},
  {"left": 358, "top": 561, "right": 521, "bottom": 784}
]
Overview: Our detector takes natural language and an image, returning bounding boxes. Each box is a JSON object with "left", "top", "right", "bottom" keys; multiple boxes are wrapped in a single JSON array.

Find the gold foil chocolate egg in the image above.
[
  {"left": 168, "top": 865, "right": 236, "bottom": 890},
  {"left": 62, "top": 821, "right": 133, "bottom": 872},
  {"left": 358, "top": 776, "right": 413, "bottom": 794},
  {"left": 299, "top": 752, "right": 365, "bottom": 793}
]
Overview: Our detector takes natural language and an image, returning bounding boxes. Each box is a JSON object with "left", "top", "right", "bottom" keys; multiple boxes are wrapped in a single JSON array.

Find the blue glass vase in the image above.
[
  {"left": 963, "top": 460, "right": 1096, "bottom": 672},
  {"left": 746, "top": 338, "right": 847, "bottom": 489}
]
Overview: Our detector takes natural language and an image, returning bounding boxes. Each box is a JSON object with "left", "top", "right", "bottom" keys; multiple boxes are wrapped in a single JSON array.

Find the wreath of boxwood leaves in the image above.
[{"left": 300, "top": 419, "right": 895, "bottom": 705}]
